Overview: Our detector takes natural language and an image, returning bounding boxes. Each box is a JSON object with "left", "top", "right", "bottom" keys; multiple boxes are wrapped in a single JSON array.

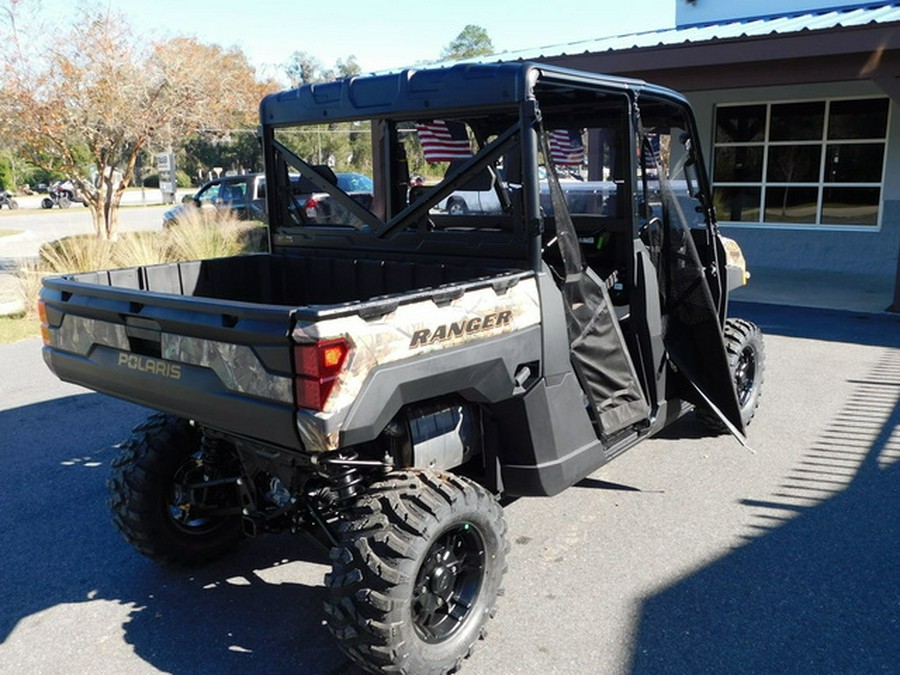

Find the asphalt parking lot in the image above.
[{"left": 0, "top": 302, "right": 897, "bottom": 674}]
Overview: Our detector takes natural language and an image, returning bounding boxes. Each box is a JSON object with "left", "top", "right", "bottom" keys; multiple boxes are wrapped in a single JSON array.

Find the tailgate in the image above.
[{"left": 40, "top": 273, "right": 300, "bottom": 450}]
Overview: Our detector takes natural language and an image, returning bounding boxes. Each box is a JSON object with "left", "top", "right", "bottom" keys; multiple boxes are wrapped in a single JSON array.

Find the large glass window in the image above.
[{"left": 712, "top": 97, "right": 888, "bottom": 227}]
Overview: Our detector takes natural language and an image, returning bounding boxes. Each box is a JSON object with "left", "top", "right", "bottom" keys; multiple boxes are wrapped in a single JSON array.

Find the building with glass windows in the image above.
[{"left": 499, "top": 1, "right": 900, "bottom": 311}]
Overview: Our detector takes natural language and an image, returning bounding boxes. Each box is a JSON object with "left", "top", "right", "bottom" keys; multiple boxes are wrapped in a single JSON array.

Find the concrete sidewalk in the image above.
[
  {"left": 730, "top": 265, "right": 896, "bottom": 314},
  {"left": 0, "top": 272, "right": 22, "bottom": 316}
]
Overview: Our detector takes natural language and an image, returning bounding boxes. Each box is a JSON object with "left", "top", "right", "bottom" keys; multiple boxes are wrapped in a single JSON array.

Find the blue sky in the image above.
[{"left": 116, "top": 0, "right": 676, "bottom": 81}]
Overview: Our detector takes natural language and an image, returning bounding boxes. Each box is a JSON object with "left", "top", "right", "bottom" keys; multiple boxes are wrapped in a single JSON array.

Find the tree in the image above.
[
  {"left": 285, "top": 51, "right": 329, "bottom": 87},
  {"left": 285, "top": 51, "right": 361, "bottom": 88},
  {"left": 281, "top": 53, "right": 368, "bottom": 175},
  {"left": 0, "top": 2, "right": 276, "bottom": 239},
  {"left": 440, "top": 25, "right": 494, "bottom": 61},
  {"left": 335, "top": 55, "right": 362, "bottom": 79},
  {"left": 182, "top": 130, "right": 264, "bottom": 185}
]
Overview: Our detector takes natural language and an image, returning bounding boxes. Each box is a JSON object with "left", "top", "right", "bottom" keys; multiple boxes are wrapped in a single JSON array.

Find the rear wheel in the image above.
[
  {"left": 697, "top": 318, "right": 765, "bottom": 433},
  {"left": 108, "top": 413, "right": 244, "bottom": 566},
  {"left": 325, "top": 470, "right": 508, "bottom": 675},
  {"left": 41, "top": 197, "right": 54, "bottom": 209},
  {"left": 9, "top": 200, "right": 18, "bottom": 210}
]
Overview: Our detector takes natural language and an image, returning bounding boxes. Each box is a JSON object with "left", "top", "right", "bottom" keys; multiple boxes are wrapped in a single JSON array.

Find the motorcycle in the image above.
[
  {"left": 41, "top": 180, "right": 83, "bottom": 209},
  {"left": 0, "top": 191, "right": 18, "bottom": 210}
]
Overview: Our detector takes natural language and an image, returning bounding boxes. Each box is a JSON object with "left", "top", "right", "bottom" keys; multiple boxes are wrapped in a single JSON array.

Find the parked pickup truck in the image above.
[
  {"left": 163, "top": 173, "right": 267, "bottom": 226},
  {"left": 40, "top": 62, "right": 765, "bottom": 675}
]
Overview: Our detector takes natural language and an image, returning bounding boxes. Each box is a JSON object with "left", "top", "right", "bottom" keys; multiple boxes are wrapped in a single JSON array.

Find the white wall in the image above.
[{"left": 676, "top": 0, "right": 869, "bottom": 27}]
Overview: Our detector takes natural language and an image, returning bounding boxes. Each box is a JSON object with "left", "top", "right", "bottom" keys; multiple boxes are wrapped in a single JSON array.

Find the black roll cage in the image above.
[{"left": 259, "top": 62, "right": 704, "bottom": 275}]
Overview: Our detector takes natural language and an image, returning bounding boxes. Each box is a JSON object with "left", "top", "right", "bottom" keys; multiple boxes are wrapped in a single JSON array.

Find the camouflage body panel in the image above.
[
  {"left": 50, "top": 314, "right": 292, "bottom": 404},
  {"left": 54, "top": 314, "right": 130, "bottom": 355},
  {"left": 293, "top": 276, "right": 542, "bottom": 452},
  {"left": 162, "top": 335, "right": 292, "bottom": 402}
]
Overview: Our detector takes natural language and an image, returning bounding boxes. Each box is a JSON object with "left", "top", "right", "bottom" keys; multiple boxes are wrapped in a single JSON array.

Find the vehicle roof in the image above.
[
  {"left": 259, "top": 61, "right": 686, "bottom": 128},
  {"left": 196, "top": 173, "right": 263, "bottom": 188},
  {"left": 219, "top": 173, "right": 263, "bottom": 182}
]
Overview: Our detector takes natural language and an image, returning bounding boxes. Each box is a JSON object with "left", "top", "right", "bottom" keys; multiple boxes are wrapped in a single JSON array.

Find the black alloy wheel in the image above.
[{"left": 412, "top": 521, "right": 486, "bottom": 643}]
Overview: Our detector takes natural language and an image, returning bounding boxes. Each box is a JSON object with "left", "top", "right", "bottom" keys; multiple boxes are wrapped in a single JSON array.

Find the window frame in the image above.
[{"left": 712, "top": 95, "right": 890, "bottom": 231}]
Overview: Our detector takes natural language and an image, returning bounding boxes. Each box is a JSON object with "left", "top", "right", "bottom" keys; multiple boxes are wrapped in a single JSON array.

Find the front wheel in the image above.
[
  {"left": 41, "top": 197, "right": 54, "bottom": 209},
  {"left": 446, "top": 198, "right": 468, "bottom": 216},
  {"left": 9, "top": 199, "right": 18, "bottom": 209},
  {"left": 325, "top": 470, "right": 508, "bottom": 675},
  {"left": 697, "top": 318, "right": 765, "bottom": 433},
  {"left": 107, "top": 413, "right": 244, "bottom": 566}
]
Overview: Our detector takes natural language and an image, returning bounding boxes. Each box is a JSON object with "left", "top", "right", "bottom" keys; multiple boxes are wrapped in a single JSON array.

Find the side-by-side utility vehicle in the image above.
[{"left": 39, "top": 62, "right": 765, "bottom": 674}]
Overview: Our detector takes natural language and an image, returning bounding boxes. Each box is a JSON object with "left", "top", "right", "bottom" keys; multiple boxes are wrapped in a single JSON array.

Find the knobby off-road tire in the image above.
[
  {"left": 325, "top": 470, "right": 509, "bottom": 675},
  {"left": 698, "top": 318, "right": 766, "bottom": 433},
  {"left": 108, "top": 413, "right": 243, "bottom": 566}
]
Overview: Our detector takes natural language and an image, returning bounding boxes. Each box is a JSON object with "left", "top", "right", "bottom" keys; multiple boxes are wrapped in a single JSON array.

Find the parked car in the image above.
[
  {"left": 297, "top": 170, "right": 374, "bottom": 224},
  {"left": 163, "top": 173, "right": 266, "bottom": 227},
  {"left": 164, "top": 171, "right": 375, "bottom": 227}
]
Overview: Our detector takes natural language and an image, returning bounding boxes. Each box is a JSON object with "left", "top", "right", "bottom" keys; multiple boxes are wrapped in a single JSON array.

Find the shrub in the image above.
[
  {"left": 114, "top": 231, "right": 170, "bottom": 268},
  {"left": 18, "top": 210, "right": 266, "bottom": 320},
  {"left": 0, "top": 155, "right": 13, "bottom": 191},
  {"left": 14, "top": 260, "right": 44, "bottom": 318},
  {"left": 140, "top": 169, "right": 191, "bottom": 189},
  {"left": 166, "top": 207, "right": 248, "bottom": 261},
  {"left": 39, "top": 234, "right": 116, "bottom": 273}
]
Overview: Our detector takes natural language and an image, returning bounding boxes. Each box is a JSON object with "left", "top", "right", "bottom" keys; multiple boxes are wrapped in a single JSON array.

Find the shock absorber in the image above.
[{"left": 318, "top": 450, "right": 366, "bottom": 509}]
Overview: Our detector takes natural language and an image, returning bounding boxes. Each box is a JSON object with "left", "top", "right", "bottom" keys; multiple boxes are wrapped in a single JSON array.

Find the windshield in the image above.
[{"left": 195, "top": 182, "right": 222, "bottom": 203}]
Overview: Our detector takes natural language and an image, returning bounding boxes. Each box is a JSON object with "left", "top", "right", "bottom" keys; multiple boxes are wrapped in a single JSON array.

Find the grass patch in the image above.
[
  {"left": 0, "top": 229, "right": 23, "bottom": 238},
  {"left": 0, "top": 312, "right": 40, "bottom": 343}
]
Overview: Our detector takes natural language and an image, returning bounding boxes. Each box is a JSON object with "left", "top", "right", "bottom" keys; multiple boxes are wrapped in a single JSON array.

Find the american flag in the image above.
[
  {"left": 415, "top": 120, "right": 472, "bottom": 162},
  {"left": 549, "top": 129, "right": 585, "bottom": 167}
]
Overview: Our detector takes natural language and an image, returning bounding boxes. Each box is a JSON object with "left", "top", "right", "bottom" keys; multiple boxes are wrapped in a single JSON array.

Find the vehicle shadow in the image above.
[
  {"left": 628, "top": 350, "right": 900, "bottom": 674},
  {"left": 0, "top": 392, "right": 363, "bottom": 674}
]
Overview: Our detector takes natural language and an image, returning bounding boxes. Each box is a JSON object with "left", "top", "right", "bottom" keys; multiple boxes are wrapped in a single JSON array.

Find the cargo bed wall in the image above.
[
  {"left": 74, "top": 253, "right": 517, "bottom": 307},
  {"left": 42, "top": 251, "right": 521, "bottom": 451}
]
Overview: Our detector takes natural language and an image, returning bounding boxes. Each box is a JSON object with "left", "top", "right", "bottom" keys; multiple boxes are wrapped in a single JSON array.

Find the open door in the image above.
[{"left": 637, "top": 98, "right": 745, "bottom": 437}]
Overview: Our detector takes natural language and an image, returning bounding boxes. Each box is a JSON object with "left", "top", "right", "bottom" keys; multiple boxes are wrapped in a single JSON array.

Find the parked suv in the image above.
[{"left": 162, "top": 173, "right": 266, "bottom": 226}]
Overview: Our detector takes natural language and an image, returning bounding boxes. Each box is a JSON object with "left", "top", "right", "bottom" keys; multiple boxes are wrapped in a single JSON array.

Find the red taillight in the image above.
[
  {"left": 304, "top": 198, "right": 318, "bottom": 219},
  {"left": 293, "top": 338, "right": 350, "bottom": 410}
]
